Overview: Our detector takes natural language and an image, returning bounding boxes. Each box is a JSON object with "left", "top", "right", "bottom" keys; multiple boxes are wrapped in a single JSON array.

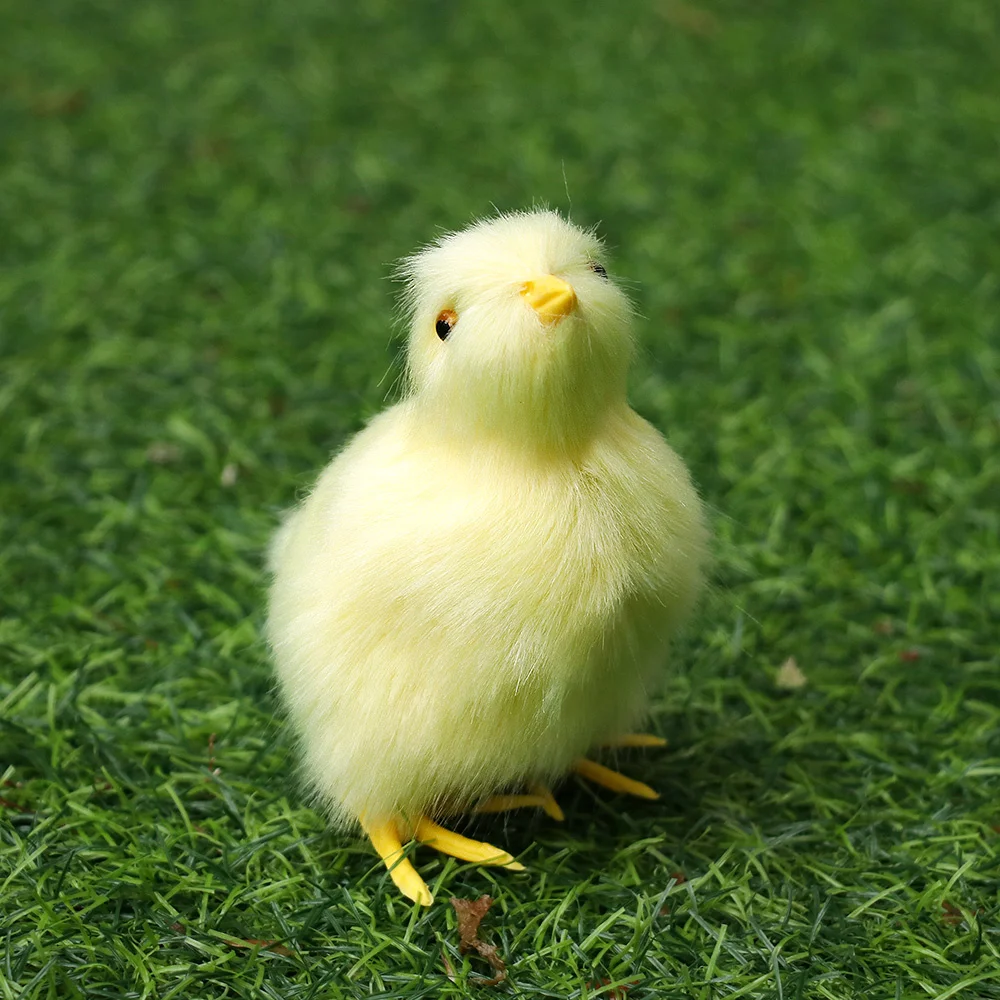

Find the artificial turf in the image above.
[{"left": 2, "top": 0, "right": 999, "bottom": 997}]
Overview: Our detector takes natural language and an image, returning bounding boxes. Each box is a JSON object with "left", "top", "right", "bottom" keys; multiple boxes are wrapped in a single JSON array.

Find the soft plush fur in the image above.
[{"left": 267, "top": 210, "right": 708, "bottom": 829}]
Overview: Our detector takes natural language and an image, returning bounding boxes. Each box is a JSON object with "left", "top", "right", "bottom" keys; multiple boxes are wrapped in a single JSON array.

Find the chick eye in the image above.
[
  {"left": 589, "top": 262, "right": 608, "bottom": 279},
  {"left": 435, "top": 309, "right": 457, "bottom": 340}
]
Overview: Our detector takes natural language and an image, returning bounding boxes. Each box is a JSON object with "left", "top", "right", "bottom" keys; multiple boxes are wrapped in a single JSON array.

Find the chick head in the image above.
[{"left": 400, "top": 210, "right": 634, "bottom": 450}]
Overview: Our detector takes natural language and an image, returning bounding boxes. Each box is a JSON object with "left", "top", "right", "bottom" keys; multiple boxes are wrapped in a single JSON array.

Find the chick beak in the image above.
[{"left": 521, "top": 275, "right": 577, "bottom": 326}]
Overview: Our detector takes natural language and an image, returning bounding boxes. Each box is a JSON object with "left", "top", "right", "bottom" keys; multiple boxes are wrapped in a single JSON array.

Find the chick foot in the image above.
[
  {"left": 362, "top": 815, "right": 524, "bottom": 906},
  {"left": 361, "top": 816, "right": 433, "bottom": 906},
  {"left": 573, "top": 758, "right": 660, "bottom": 800},
  {"left": 476, "top": 783, "right": 565, "bottom": 821}
]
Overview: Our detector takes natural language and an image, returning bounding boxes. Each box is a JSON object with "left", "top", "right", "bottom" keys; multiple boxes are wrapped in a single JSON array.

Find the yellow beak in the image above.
[{"left": 521, "top": 275, "right": 577, "bottom": 325}]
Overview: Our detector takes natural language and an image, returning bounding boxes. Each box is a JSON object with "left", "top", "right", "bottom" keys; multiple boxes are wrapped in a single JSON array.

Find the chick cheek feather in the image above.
[
  {"left": 417, "top": 311, "right": 630, "bottom": 455},
  {"left": 266, "top": 210, "right": 709, "bottom": 905}
]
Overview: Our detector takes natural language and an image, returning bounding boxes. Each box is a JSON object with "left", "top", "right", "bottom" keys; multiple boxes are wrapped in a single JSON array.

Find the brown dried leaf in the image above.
[
  {"left": 449, "top": 895, "right": 507, "bottom": 986},
  {"left": 0, "top": 796, "right": 32, "bottom": 814},
  {"left": 451, "top": 895, "right": 492, "bottom": 948},
  {"left": 191, "top": 136, "right": 230, "bottom": 160},
  {"left": 586, "top": 978, "right": 640, "bottom": 999},
  {"left": 146, "top": 441, "right": 182, "bottom": 464},
  {"left": 205, "top": 732, "right": 221, "bottom": 780},
  {"left": 223, "top": 937, "right": 294, "bottom": 957},
  {"left": 471, "top": 945, "right": 506, "bottom": 986},
  {"left": 659, "top": 1, "right": 720, "bottom": 37},
  {"left": 31, "top": 89, "right": 88, "bottom": 116},
  {"left": 866, "top": 106, "right": 899, "bottom": 130},
  {"left": 441, "top": 949, "right": 457, "bottom": 982},
  {"left": 776, "top": 656, "right": 807, "bottom": 690},
  {"left": 345, "top": 195, "right": 371, "bottom": 215}
]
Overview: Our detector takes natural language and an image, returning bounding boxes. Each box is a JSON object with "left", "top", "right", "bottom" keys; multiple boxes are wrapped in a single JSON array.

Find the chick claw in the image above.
[{"left": 573, "top": 758, "right": 660, "bottom": 800}]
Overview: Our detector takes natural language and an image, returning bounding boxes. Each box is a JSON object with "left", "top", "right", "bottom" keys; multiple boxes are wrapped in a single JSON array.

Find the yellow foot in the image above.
[
  {"left": 603, "top": 732, "right": 668, "bottom": 748},
  {"left": 528, "top": 783, "right": 565, "bottom": 821},
  {"left": 361, "top": 814, "right": 525, "bottom": 906},
  {"left": 360, "top": 816, "right": 433, "bottom": 906},
  {"left": 414, "top": 816, "right": 525, "bottom": 870},
  {"left": 475, "top": 783, "right": 564, "bottom": 822},
  {"left": 573, "top": 758, "right": 660, "bottom": 800}
]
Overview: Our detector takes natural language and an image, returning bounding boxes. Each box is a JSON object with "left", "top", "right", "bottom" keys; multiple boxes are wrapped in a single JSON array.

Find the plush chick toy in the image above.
[{"left": 267, "top": 210, "right": 708, "bottom": 905}]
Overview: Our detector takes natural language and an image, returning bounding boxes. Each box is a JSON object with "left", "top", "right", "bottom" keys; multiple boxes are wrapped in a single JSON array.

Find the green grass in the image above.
[{"left": 2, "top": 0, "right": 999, "bottom": 997}]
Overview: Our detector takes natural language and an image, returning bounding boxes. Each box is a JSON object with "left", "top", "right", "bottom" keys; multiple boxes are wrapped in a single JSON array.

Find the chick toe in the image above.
[
  {"left": 476, "top": 793, "right": 551, "bottom": 815},
  {"left": 527, "top": 783, "right": 565, "bottom": 821},
  {"left": 413, "top": 816, "right": 525, "bottom": 870},
  {"left": 475, "top": 784, "right": 565, "bottom": 822},
  {"left": 361, "top": 817, "right": 434, "bottom": 906},
  {"left": 602, "top": 733, "right": 668, "bottom": 748},
  {"left": 573, "top": 758, "right": 660, "bottom": 800}
]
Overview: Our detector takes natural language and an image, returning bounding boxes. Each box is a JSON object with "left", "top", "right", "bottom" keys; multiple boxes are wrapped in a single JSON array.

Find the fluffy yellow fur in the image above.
[{"left": 267, "top": 210, "right": 708, "bottom": 830}]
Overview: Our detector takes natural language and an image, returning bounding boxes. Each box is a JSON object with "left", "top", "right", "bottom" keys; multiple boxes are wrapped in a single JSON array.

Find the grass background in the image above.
[{"left": 2, "top": 0, "right": 998, "bottom": 997}]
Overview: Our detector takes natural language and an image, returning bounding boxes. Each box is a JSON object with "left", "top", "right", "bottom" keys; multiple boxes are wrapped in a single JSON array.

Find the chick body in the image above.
[
  {"left": 269, "top": 401, "right": 703, "bottom": 827},
  {"left": 267, "top": 210, "right": 708, "bottom": 882}
]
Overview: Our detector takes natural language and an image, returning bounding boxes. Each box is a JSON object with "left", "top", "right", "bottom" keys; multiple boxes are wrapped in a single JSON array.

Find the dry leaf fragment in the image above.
[
  {"left": 223, "top": 937, "right": 294, "bottom": 957},
  {"left": 31, "top": 89, "right": 88, "bottom": 116},
  {"left": 207, "top": 732, "right": 221, "bottom": 777},
  {"left": 146, "top": 441, "right": 182, "bottom": 464},
  {"left": 0, "top": 796, "right": 32, "bottom": 814},
  {"left": 776, "top": 656, "right": 807, "bottom": 690},
  {"left": 585, "top": 977, "right": 640, "bottom": 999},
  {"left": 866, "top": 106, "right": 899, "bottom": 130},
  {"left": 659, "top": 0, "right": 720, "bottom": 36},
  {"left": 451, "top": 895, "right": 492, "bottom": 947},
  {"left": 449, "top": 895, "right": 507, "bottom": 986},
  {"left": 191, "top": 136, "right": 230, "bottom": 161}
]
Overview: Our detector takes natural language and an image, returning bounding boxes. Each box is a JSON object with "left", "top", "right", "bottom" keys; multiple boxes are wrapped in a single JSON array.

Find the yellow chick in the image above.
[{"left": 267, "top": 210, "right": 708, "bottom": 905}]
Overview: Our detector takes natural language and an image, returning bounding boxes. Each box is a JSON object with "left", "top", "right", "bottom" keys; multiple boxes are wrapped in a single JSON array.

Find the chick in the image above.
[{"left": 267, "top": 210, "right": 708, "bottom": 905}]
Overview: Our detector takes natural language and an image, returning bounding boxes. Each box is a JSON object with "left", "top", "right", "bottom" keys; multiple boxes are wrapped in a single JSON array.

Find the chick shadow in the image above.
[{"left": 442, "top": 720, "right": 801, "bottom": 876}]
